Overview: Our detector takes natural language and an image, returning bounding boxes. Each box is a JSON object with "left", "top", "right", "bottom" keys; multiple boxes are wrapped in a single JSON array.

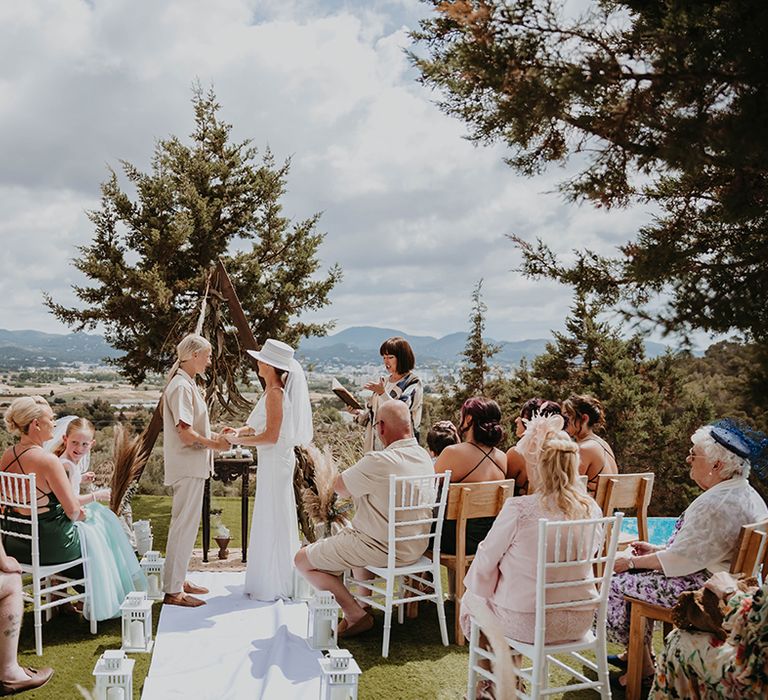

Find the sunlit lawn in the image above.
[{"left": 17, "top": 495, "right": 652, "bottom": 699}]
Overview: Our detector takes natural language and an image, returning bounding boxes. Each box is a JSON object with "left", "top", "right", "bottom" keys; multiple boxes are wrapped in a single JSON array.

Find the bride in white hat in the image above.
[{"left": 224, "top": 339, "right": 313, "bottom": 601}]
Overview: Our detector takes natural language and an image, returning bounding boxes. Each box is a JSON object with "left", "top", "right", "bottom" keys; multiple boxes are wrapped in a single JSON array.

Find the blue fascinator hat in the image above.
[{"left": 710, "top": 418, "right": 768, "bottom": 481}]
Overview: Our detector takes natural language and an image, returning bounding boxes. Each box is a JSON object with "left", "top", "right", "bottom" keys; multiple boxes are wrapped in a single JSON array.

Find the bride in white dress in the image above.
[{"left": 225, "top": 339, "right": 313, "bottom": 601}]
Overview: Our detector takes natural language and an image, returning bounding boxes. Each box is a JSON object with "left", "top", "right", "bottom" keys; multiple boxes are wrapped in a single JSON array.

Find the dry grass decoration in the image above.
[
  {"left": 109, "top": 423, "right": 151, "bottom": 515},
  {"left": 296, "top": 443, "right": 352, "bottom": 542}
]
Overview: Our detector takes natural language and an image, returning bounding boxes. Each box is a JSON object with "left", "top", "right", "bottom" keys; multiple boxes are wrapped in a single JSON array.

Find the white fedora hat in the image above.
[{"left": 247, "top": 339, "right": 295, "bottom": 372}]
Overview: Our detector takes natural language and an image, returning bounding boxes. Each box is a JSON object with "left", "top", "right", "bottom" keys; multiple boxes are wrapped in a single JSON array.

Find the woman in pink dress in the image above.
[{"left": 461, "top": 413, "right": 601, "bottom": 645}]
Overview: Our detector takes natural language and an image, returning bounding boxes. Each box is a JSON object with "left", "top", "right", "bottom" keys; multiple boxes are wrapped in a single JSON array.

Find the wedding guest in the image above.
[
  {"left": 0, "top": 540, "right": 54, "bottom": 695},
  {"left": 505, "top": 398, "right": 564, "bottom": 496},
  {"left": 294, "top": 401, "right": 433, "bottom": 637},
  {"left": 1, "top": 397, "right": 85, "bottom": 574},
  {"left": 426, "top": 420, "right": 460, "bottom": 460},
  {"left": 47, "top": 417, "right": 110, "bottom": 505},
  {"left": 350, "top": 336, "right": 423, "bottom": 451},
  {"left": 162, "top": 334, "right": 229, "bottom": 608},
  {"left": 2, "top": 397, "right": 145, "bottom": 621},
  {"left": 562, "top": 394, "right": 617, "bottom": 496},
  {"left": 434, "top": 398, "right": 506, "bottom": 555},
  {"left": 606, "top": 419, "right": 768, "bottom": 689},
  {"left": 461, "top": 413, "right": 601, "bottom": 644}
]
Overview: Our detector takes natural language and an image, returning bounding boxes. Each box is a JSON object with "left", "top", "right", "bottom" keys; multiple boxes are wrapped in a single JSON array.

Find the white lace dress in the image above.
[{"left": 243, "top": 391, "right": 301, "bottom": 601}]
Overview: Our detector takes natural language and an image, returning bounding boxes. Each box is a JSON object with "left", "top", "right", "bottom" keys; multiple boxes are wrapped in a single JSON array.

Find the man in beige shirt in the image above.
[
  {"left": 162, "top": 335, "right": 228, "bottom": 607},
  {"left": 294, "top": 401, "right": 433, "bottom": 636}
]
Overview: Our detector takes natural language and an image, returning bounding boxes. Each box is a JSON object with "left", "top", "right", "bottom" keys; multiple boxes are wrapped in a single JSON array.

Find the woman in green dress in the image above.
[{"left": 1, "top": 396, "right": 84, "bottom": 570}]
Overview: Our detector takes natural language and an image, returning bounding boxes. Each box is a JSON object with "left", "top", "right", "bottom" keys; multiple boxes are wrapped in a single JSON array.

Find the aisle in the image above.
[{"left": 141, "top": 572, "right": 322, "bottom": 700}]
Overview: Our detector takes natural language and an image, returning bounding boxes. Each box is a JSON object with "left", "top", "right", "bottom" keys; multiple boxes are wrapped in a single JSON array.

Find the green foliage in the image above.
[
  {"left": 46, "top": 85, "right": 341, "bottom": 386},
  {"left": 443, "top": 295, "right": 714, "bottom": 514},
  {"left": 439, "top": 280, "right": 500, "bottom": 416},
  {"left": 412, "top": 0, "right": 768, "bottom": 341}
]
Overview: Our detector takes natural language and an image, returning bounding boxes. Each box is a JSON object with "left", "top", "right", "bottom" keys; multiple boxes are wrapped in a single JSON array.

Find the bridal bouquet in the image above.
[{"left": 299, "top": 443, "right": 352, "bottom": 540}]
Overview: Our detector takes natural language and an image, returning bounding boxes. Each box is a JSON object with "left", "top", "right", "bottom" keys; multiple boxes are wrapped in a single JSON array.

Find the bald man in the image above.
[{"left": 294, "top": 401, "right": 433, "bottom": 637}]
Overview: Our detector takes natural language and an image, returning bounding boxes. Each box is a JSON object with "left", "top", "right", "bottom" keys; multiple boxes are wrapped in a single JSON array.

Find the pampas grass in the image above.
[
  {"left": 109, "top": 423, "right": 150, "bottom": 515},
  {"left": 298, "top": 443, "right": 352, "bottom": 540}
]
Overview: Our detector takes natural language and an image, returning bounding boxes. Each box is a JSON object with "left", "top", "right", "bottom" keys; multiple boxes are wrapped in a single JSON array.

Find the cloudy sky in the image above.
[{"left": 0, "top": 0, "right": 659, "bottom": 344}]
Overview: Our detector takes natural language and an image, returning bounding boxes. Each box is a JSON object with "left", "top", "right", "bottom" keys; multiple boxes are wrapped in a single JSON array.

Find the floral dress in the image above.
[
  {"left": 606, "top": 516, "right": 709, "bottom": 646},
  {"left": 650, "top": 581, "right": 768, "bottom": 699}
]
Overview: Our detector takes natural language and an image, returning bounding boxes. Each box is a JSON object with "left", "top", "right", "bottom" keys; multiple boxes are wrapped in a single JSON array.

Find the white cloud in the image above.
[{"left": 0, "top": 0, "right": 666, "bottom": 347}]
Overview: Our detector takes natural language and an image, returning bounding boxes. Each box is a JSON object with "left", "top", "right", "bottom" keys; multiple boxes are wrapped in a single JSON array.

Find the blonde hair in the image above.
[
  {"left": 537, "top": 429, "right": 594, "bottom": 519},
  {"left": 164, "top": 333, "right": 211, "bottom": 386},
  {"left": 52, "top": 417, "right": 96, "bottom": 457},
  {"left": 4, "top": 396, "right": 51, "bottom": 436}
]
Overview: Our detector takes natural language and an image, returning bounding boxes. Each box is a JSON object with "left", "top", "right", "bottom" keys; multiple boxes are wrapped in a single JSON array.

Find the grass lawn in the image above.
[{"left": 15, "top": 496, "right": 651, "bottom": 699}]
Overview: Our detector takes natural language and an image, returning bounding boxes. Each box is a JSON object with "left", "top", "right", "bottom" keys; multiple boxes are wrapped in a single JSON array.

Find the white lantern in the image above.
[
  {"left": 318, "top": 649, "right": 361, "bottom": 700},
  {"left": 292, "top": 567, "right": 314, "bottom": 602},
  {"left": 139, "top": 551, "right": 165, "bottom": 601},
  {"left": 133, "top": 520, "right": 153, "bottom": 557},
  {"left": 120, "top": 591, "right": 154, "bottom": 653},
  {"left": 307, "top": 591, "right": 340, "bottom": 650},
  {"left": 93, "top": 649, "right": 135, "bottom": 700}
]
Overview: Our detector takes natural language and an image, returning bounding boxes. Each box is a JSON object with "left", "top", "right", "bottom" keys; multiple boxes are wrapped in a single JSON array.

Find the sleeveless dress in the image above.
[
  {"left": 440, "top": 444, "right": 506, "bottom": 555},
  {"left": 243, "top": 391, "right": 301, "bottom": 601},
  {"left": 60, "top": 456, "right": 83, "bottom": 496},
  {"left": 2, "top": 447, "right": 145, "bottom": 621}
]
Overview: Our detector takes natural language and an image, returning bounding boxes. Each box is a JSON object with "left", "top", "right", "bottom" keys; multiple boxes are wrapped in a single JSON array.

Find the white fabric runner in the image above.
[{"left": 141, "top": 572, "right": 322, "bottom": 699}]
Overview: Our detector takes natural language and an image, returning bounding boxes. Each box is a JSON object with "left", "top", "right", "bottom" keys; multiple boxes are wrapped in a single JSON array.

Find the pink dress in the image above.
[{"left": 461, "top": 494, "right": 601, "bottom": 644}]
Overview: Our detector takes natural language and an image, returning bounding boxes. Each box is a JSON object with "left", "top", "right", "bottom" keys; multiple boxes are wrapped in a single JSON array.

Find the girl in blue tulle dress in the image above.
[{"left": 49, "top": 418, "right": 146, "bottom": 620}]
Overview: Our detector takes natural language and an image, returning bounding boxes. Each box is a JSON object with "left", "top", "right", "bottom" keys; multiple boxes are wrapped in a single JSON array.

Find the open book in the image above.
[{"left": 331, "top": 378, "right": 362, "bottom": 410}]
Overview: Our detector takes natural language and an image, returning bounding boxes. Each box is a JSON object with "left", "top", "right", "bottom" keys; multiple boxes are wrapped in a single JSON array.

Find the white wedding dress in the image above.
[{"left": 244, "top": 367, "right": 313, "bottom": 601}]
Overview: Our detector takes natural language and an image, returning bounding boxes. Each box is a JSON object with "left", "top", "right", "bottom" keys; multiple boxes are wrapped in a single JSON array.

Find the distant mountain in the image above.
[
  {"left": 0, "top": 329, "right": 121, "bottom": 369},
  {"left": 0, "top": 326, "right": 683, "bottom": 371},
  {"left": 297, "top": 327, "right": 682, "bottom": 367}
]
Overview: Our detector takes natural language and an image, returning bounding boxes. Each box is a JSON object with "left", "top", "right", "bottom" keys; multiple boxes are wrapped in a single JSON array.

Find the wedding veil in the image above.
[{"left": 283, "top": 358, "right": 313, "bottom": 446}]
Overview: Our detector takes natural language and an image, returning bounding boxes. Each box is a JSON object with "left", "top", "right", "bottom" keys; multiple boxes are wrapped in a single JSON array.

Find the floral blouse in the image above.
[{"left": 650, "top": 580, "right": 768, "bottom": 699}]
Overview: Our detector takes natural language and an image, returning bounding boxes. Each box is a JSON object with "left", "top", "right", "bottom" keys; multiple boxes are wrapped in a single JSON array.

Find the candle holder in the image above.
[
  {"left": 93, "top": 649, "right": 135, "bottom": 700},
  {"left": 307, "top": 591, "right": 340, "bottom": 650},
  {"left": 318, "top": 649, "right": 361, "bottom": 700},
  {"left": 120, "top": 591, "right": 154, "bottom": 653},
  {"left": 214, "top": 536, "right": 231, "bottom": 559},
  {"left": 139, "top": 551, "right": 165, "bottom": 601}
]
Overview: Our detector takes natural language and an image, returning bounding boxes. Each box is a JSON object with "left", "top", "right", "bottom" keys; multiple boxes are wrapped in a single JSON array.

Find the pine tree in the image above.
[
  {"left": 413, "top": 0, "right": 768, "bottom": 341},
  {"left": 440, "top": 280, "right": 500, "bottom": 416},
  {"left": 45, "top": 86, "right": 341, "bottom": 386}
]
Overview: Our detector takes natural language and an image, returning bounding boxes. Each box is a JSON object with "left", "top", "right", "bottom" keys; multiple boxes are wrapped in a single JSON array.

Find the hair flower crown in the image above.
[{"left": 516, "top": 413, "right": 565, "bottom": 471}]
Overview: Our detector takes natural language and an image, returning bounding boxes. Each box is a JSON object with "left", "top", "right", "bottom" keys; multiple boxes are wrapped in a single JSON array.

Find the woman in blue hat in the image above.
[{"left": 604, "top": 419, "right": 768, "bottom": 689}]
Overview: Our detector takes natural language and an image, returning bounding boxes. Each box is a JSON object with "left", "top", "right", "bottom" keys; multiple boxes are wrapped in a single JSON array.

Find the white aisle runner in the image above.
[{"left": 141, "top": 572, "right": 322, "bottom": 700}]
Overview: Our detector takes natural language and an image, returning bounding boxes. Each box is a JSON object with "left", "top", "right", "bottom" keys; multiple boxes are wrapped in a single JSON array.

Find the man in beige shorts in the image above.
[{"left": 294, "top": 401, "right": 433, "bottom": 637}]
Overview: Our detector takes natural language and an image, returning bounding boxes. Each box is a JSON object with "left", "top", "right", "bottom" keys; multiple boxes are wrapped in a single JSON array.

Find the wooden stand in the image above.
[{"left": 202, "top": 457, "right": 257, "bottom": 563}]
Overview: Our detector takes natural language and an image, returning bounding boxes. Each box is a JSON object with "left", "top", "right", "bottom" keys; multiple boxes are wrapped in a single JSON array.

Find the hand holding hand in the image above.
[
  {"left": 81, "top": 471, "right": 96, "bottom": 484},
  {"left": 220, "top": 426, "right": 238, "bottom": 436},
  {"left": 0, "top": 554, "right": 22, "bottom": 575},
  {"left": 214, "top": 435, "right": 231, "bottom": 450}
]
